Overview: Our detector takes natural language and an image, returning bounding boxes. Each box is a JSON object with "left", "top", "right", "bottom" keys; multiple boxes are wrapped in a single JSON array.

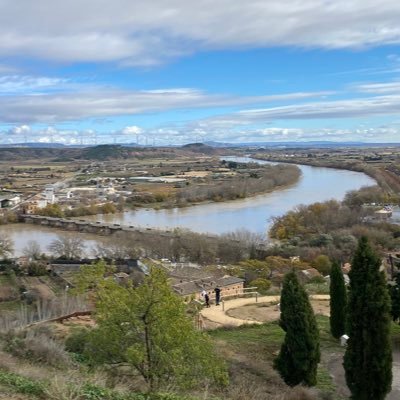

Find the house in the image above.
[
  {"left": 0, "top": 194, "right": 21, "bottom": 208},
  {"left": 172, "top": 275, "right": 245, "bottom": 302},
  {"left": 374, "top": 208, "right": 392, "bottom": 220}
]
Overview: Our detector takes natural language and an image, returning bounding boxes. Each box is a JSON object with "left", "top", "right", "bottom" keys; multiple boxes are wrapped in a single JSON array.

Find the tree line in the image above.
[{"left": 275, "top": 236, "right": 393, "bottom": 400}]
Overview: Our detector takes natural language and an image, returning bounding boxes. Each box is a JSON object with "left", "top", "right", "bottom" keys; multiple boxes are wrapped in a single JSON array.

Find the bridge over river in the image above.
[{"left": 20, "top": 214, "right": 181, "bottom": 239}]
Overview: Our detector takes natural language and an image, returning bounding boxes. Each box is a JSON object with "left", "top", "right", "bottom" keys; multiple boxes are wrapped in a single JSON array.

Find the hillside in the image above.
[{"left": 0, "top": 144, "right": 227, "bottom": 162}]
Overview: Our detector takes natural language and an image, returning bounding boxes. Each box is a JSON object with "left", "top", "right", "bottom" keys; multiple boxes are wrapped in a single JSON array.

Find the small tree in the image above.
[
  {"left": 84, "top": 266, "right": 228, "bottom": 391},
  {"left": 48, "top": 235, "right": 85, "bottom": 259},
  {"left": 0, "top": 234, "right": 13, "bottom": 259},
  {"left": 312, "top": 255, "right": 332, "bottom": 275},
  {"left": 329, "top": 261, "right": 347, "bottom": 338},
  {"left": 274, "top": 271, "right": 320, "bottom": 386},
  {"left": 23, "top": 240, "right": 41, "bottom": 260},
  {"left": 344, "top": 236, "right": 392, "bottom": 400}
]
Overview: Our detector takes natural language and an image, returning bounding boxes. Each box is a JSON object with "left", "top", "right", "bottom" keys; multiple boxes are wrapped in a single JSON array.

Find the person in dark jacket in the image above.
[
  {"left": 214, "top": 287, "right": 221, "bottom": 306},
  {"left": 204, "top": 293, "right": 210, "bottom": 308}
]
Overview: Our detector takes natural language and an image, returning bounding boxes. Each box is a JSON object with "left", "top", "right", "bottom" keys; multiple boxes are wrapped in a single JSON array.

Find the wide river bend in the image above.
[{"left": 0, "top": 157, "right": 376, "bottom": 256}]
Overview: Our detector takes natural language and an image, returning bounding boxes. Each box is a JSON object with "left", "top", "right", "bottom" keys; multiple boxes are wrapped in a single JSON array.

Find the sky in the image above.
[{"left": 1, "top": 0, "right": 400, "bottom": 145}]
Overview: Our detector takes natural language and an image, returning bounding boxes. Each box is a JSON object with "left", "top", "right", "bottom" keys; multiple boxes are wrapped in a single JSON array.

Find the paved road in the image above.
[{"left": 200, "top": 294, "right": 330, "bottom": 328}]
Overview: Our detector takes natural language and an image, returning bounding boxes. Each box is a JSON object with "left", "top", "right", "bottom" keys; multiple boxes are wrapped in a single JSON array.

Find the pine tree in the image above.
[
  {"left": 343, "top": 236, "right": 392, "bottom": 400},
  {"left": 329, "top": 260, "right": 347, "bottom": 338},
  {"left": 274, "top": 271, "right": 320, "bottom": 386}
]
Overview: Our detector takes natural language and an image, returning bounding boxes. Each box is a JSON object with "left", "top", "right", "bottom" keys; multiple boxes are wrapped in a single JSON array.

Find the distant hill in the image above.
[
  {"left": 80, "top": 144, "right": 132, "bottom": 160},
  {"left": 0, "top": 147, "right": 79, "bottom": 161},
  {"left": 181, "top": 143, "right": 219, "bottom": 154},
  {"left": 0, "top": 144, "right": 223, "bottom": 161}
]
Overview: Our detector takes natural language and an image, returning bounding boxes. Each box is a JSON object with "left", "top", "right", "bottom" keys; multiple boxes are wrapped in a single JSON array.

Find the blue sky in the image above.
[{"left": 1, "top": 0, "right": 400, "bottom": 144}]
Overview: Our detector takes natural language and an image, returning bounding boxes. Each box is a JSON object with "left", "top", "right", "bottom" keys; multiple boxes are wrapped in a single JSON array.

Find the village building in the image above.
[
  {"left": 0, "top": 193, "right": 21, "bottom": 208},
  {"left": 374, "top": 208, "right": 392, "bottom": 220}
]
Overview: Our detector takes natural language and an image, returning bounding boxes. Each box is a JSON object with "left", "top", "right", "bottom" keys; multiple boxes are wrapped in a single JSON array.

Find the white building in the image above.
[{"left": 44, "top": 185, "right": 56, "bottom": 204}]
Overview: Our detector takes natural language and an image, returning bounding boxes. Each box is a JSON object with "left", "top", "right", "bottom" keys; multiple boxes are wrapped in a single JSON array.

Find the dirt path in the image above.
[
  {"left": 326, "top": 347, "right": 400, "bottom": 399},
  {"left": 200, "top": 295, "right": 330, "bottom": 328}
]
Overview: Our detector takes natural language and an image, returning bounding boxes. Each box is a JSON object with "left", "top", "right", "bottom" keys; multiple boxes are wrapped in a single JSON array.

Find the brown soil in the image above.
[
  {"left": 0, "top": 286, "right": 19, "bottom": 302},
  {"left": 227, "top": 300, "right": 330, "bottom": 323},
  {"left": 20, "top": 277, "right": 55, "bottom": 300}
]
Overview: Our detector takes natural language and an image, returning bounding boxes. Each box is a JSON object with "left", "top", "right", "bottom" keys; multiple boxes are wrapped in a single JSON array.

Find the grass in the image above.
[
  {"left": 0, "top": 369, "right": 46, "bottom": 397},
  {"left": 0, "top": 369, "right": 198, "bottom": 400},
  {"left": 211, "top": 316, "right": 341, "bottom": 353},
  {"left": 316, "top": 366, "right": 336, "bottom": 393},
  {"left": 210, "top": 316, "right": 343, "bottom": 398},
  {"left": 0, "top": 300, "right": 22, "bottom": 312}
]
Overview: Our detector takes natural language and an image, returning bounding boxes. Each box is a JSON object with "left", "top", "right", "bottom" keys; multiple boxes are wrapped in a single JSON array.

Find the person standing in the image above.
[
  {"left": 204, "top": 292, "right": 210, "bottom": 308},
  {"left": 214, "top": 287, "right": 221, "bottom": 306}
]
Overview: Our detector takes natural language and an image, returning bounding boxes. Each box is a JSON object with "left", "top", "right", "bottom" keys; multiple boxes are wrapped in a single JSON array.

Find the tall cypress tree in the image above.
[
  {"left": 274, "top": 271, "right": 320, "bottom": 386},
  {"left": 389, "top": 272, "right": 400, "bottom": 323},
  {"left": 329, "top": 260, "right": 347, "bottom": 338},
  {"left": 343, "top": 236, "right": 392, "bottom": 400}
]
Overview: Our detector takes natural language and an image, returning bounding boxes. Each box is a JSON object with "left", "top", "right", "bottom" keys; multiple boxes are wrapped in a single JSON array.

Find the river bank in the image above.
[
  {"left": 71, "top": 158, "right": 376, "bottom": 235},
  {"left": 252, "top": 153, "right": 400, "bottom": 195},
  {"left": 0, "top": 158, "right": 376, "bottom": 255}
]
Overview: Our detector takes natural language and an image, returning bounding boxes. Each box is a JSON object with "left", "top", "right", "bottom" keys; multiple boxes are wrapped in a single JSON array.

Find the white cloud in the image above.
[
  {"left": 3, "top": 123, "right": 400, "bottom": 145},
  {"left": 121, "top": 126, "right": 143, "bottom": 135},
  {"left": 8, "top": 124, "right": 31, "bottom": 135},
  {"left": 0, "top": 75, "right": 67, "bottom": 94},
  {"left": 198, "top": 94, "right": 400, "bottom": 127},
  {"left": 355, "top": 81, "right": 400, "bottom": 94},
  {"left": 0, "top": 88, "right": 330, "bottom": 123},
  {"left": 0, "top": 1, "right": 400, "bottom": 65}
]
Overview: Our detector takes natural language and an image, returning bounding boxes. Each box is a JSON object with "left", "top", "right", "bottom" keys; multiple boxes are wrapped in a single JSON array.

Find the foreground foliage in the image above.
[
  {"left": 0, "top": 369, "right": 198, "bottom": 399},
  {"left": 344, "top": 236, "right": 392, "bottom": 400},
  {"left": 81, "top": 265, "right": 228, "bottom": 391},
  {"left": 274, "top": 272, "right": 320, "bottom": 386}
]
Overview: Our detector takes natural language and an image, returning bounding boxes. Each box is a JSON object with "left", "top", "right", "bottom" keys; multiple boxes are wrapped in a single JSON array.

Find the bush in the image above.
[
  {"left": 65, "top": 327, "right": 90, "bottom": 355},
  {"left": 27, "top": 262, "right": 48, "bottom": 276},
  {"left": 5, "top": 329, "right": 71, "bottom": 367},
  {"left": 311, "top": 255, "right": 331, "bottom": 275},
  {"left": 249, "top": 278, "right": 271, "bottom": 294},
  {"left": 308, "top": 276, "right": 326, "bottom": 284},
  {"left": 304, "top": 283, "right": 329, "bottom": 295}
]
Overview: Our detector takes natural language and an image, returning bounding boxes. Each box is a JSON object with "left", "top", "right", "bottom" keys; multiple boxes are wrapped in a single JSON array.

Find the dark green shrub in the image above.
[{"left": 65, "top": 327, "right": 90, "bottom": 354}]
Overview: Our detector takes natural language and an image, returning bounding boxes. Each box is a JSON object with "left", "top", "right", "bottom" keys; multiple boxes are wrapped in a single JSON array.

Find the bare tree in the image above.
[
  {"left": 93, "top": 232, "right": 140, "bottom": 260},
  {"left": 0, "top": 234, "right": 13, "bottom": 259},
  {"left": 222, "top": 229, "right": 265, "bottom": 259},
  {"left": 23, "top": 240, "right": 41, "bottom": 260},
  {"left": 48, "top": 235, "right": 85, "bottom": 259}
]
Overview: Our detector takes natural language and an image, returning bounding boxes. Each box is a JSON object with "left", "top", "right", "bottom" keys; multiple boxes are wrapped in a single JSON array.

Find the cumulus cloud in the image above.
[
  {"left": 1, "top": 1, "right": 400, "bottom": 65},
  {"left": 8, "top": 124, "right": 31, "bottom": 135},
  {"left": 3, "top": 122, "right": 400, "bottom": 145},
  {"left": 121, "top": 126, "right": 143, "bottom": 135}
]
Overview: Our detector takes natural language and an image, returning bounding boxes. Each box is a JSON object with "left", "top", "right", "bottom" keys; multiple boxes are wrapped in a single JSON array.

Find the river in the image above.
[
  {"left": 0, "top": 157, "right": 376, "bottom": 256},
  {"left": 82, "top": 156, "right": 375, "bottom": 234}
]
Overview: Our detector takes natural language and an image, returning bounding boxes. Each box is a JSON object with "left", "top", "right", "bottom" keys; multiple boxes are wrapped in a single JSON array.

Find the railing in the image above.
[{"left": 200, "top": 287, "right": 259, "bottom": 310}]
